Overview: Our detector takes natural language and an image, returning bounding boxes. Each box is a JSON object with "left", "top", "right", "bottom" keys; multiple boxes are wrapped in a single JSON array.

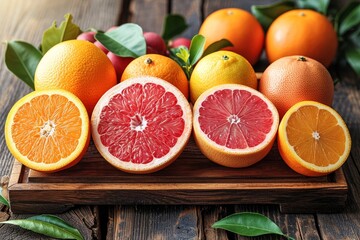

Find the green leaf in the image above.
[
  {"left": 202, "top": 39, "right": 233, "bottom": 58},
  {"left": 0, "top": 187, "right": 9, "bottom": 207},
  {"left": 5, "top": 41, "right": 43, "bottom": 89},
  {"left": 212, "top": 212, "right": 293, "bottom": 239},
  {"left": 345, "top": 46, "right": 360, "bottom": 77},
  {"left": 189, "top": 34, "right": 205, "bottom": 66},
  {"left": 251, "top": 0, "right": 295, "bottom": 29},
  {"left": 0, "top": 214, "right": 84, "bottom": 240},
  {"left": 161, "top": 14, "right": 189, "bottom": 41},
  {"left": 296, "top": 0, "right": 330, "bottom": 14},
  {"left": 175, "top": 46, "right": 190, "bottom": 64},
  {"left": 95, "top": 23, "right": 146, "bottom": 58},
  {"left": 41, "top": 13, "right": 81, "bottom": 54},
  {"left": 336, "top": 2, "right": 360, "bottom": 36}
]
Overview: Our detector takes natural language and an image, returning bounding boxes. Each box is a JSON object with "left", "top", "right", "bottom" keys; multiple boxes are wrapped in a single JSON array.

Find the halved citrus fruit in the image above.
[
  {"left": 193, "top": 84, "right": 279, "bottom": 168},
  {"left": 278, "top": 101, "right": 351, "bottom": 176},
  {"left": 91, "top": 76, "right": 192, "bottom": 174},
  {"left": 5, "top": 89, "right": 90, "bottom": 172}
]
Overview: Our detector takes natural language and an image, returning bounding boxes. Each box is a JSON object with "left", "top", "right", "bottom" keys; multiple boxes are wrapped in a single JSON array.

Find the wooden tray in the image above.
[{"left": 7, "top": 137, "right": 348, "bottom": 214}]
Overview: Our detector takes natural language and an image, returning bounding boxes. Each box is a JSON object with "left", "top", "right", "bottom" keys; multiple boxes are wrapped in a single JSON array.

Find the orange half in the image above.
[
  {"left": 5, "top": 89, "right": 90, "bottom": 172},
  {"left": 278, "top": 101, "right": 351, "bottom": 176}
]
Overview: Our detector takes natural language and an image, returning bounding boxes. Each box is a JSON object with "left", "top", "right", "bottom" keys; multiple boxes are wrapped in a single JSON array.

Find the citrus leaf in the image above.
[
  {"left": 0, "top": 187, "right": 9, "bottom": 207},
  {"left": 296, "top": 0, "right": 330, "bottom": 14},
  {"left": 345, "top": 46, "right": 360, "bottom": 77},
  {"left": 202, "top": 39, "right": 233, "bottom": 58},
  {"left": 348, "top": 27, "right": 360, "bottom": 48},
  {"left": 212, "top": 212, "right": 292, "bottom": 239},
  {"left": 175, "top": 46, "right": 190, "bottom": 64},
  {"left": 0, "top": 214, "right": 84, "bottom": 240},
  {"left": 95, "top": 23, "right": 146, "bottom": 58},
  {"left": 162, "top": 14, "right": 188, "bottom": 41},
  {"left": 41, "top": 13, "right": 81, "bottom": 54},
  {"left": 336, "top": 2, "right": 360, "bottom": 36},
  {"left": 251, "top": 0, "right": 295, "bottom": 29},
  {"left": 189, "top": 34, "right": 205, "bottom": 66},
  {"left": 5, "top": 41, "right": 43, "bottom": 89}
]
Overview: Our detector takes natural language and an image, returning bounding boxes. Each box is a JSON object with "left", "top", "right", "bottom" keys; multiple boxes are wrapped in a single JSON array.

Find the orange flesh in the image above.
[
  {"left": 11, "top": 94, "right": 82, "bottom": 164},
  {"left": 286, "top": 105, "right": 346, "bottom": 166}
]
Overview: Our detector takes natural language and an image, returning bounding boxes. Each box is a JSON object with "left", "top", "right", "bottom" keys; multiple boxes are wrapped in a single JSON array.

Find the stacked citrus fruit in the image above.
[{"left": 4, "top": 7, "right": 351, "bottom": 177}]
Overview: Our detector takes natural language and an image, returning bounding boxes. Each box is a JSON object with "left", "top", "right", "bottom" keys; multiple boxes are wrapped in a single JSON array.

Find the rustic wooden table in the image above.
[{"left": 1, "top": 0, "right": 359, "bottom": 239}]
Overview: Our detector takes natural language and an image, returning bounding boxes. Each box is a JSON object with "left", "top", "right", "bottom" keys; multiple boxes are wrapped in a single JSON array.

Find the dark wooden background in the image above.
[{"left": 1, "top": 0, "right": 359, "bottom": 239}]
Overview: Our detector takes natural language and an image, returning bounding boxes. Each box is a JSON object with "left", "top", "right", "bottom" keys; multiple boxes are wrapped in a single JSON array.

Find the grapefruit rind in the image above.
[
  {"left": 91, "top": 76, "right": 192, "bottom": 174},
  {"left": 278, "top": 101, "right": 352, "bottom": 176},
  {"left": 5, "top": 89, "right": 90, "bottom": 172},
  {"left": 193, "top": 84, "right": 279, "bottom": 168}
]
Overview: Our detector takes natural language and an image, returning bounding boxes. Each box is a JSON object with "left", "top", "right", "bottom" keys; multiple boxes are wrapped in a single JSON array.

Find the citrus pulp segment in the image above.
[
  {"left": 193, "top": 84, "right": 279, "bottom": 168},
  {"left": 91, "top": 76, "right": 192, "bottom": 174},
  {"left": 5, "top": 89, "right": 90, "bottom": 172},
  {"left": 278, "top": 101, "right": 351, "bottom": 176}
]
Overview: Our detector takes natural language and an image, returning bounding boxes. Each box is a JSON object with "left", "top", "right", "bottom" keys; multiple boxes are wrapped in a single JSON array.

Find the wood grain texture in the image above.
[
  {"left": 129, "top": 0, "right": 167, "bottom": 34},
  {"left": 1, "top": 0, "right": 360, "bottom": 239},
  {"left": 107, "top": 205, "right": 200, "bottom": 240},
  {"left": 171, "top": 0, "right": 202, "bottom": 39},
  {"left": 315, "top": 65, "right": 360, "bottom": 240},
  {"left": 0, "top": 0, "right": 123, "bottom": 239}
]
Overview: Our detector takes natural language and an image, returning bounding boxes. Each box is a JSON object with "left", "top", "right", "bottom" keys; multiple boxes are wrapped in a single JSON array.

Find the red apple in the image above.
[
  {"left": 143, "top": 32, "right": 167, "bottom": 55},
  {"left": 169, "top": 37, "right": 191, "bottom": 49},
  {"left": 107, "top": 52, "right": 134, "bottom": 82},
  {"left": 94, "top": 41, "right": 109, "bottom": 54},
  {"left": 76, "top": 32, "right": 96, "bottom": 43}
]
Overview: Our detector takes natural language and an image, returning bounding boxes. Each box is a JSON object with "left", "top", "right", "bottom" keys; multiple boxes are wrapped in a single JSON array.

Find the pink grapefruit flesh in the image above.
[
  {"left": 91, "top": 76, "right": 192, "bottom": 174},
  {"left": 193, "top": 84, "right": 279, "bottom": 168}
]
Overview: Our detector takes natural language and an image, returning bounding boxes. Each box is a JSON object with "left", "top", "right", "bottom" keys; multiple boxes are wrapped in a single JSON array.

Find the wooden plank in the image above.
[
  {"left": 171, "top": 0, "right": 202, "bottom": 39},
  {"left": 129, "top": 0, "right": 168, "bottom": 34},
  {"left": 315, "top": 70, "right": 360, "bottom": 239},
  {"left": 26, "top": 139, "right": 333, "bottom": 184},
  {"left": 106, "top": 205, "right": 200, "bottom": 239},
  {"left": 0, "top": 0, "right": 124, "bottom": 239},
  {"left": 7, "top": 147, "right": 348, "bottom": 214}
]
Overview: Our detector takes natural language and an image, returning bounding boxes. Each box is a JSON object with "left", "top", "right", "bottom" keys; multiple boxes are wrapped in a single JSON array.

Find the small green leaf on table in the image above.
[
  {"left": 251, "top": 0, "right": 295, "bottom": 30},
  {"left": 296, "top": 0, "right": 330, "bottom": 15},
  {"left": 0, "top": 214, "right": 84, "bottom": 240},
  {"left": 212, "top": 212, "right": 294, "bottom": 240},
  {"left": 162, "top": 14, "right": 189, "bottom": 42},
  {"left": 95, "top": 23, "right": 146, "bottom": 58},
  {"left": 0, "top": 187, "right": 9, "bottom": 207},
  {"left": 5, "top": 41, "right": 43, "bottom": 90},
  {"left": 41, "top": 13, "right": 81, "bottom": 54}
]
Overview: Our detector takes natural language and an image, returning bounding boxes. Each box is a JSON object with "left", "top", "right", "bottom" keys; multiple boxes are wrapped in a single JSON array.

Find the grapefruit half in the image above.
[
  {"left": 193, "top": 84, "right": 279, "bottom": 168},
  {"left": 91, "top": 76, "right": 192, "bottom": 174}
]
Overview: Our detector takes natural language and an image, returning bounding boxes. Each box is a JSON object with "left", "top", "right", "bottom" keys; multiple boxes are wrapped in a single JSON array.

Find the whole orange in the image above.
[
  {"left": 259, "top": 56, "right": 334, "bottom": 118},
  {"left": 199, "top": 8, "right": 264, "bottom": 65},
  {"left": 266, "top": 9, "right": 338, "bottom": 67},
  {"left": 190, "top": 50, "right": 257, "bottom": 104},
  {"left": 120, "top": 54, "right": 189, "bottom": 99},
  {"left": 34, "top": 40, "right": 117, "bottom": 115}
]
